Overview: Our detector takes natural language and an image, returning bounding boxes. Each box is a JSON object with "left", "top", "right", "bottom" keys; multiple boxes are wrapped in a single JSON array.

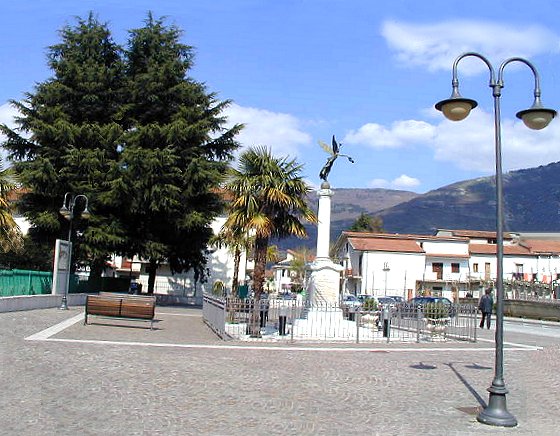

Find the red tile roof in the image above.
[
  {"left": 442, "top": 229, "right": 515, "bottom": 240},
  {"left": 522, "top": 240, "right": 560, "bottom": 254},
  {"left": 469, "top": 243, "right": 531, "bottom": 255},
  {"left": 348, "top": 237, "right": 424, "bottom": 253}
]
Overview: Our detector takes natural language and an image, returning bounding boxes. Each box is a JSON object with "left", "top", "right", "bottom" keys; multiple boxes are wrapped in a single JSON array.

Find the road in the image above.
[{"left": 475, "top": 317, "right": 560, "bottom": 348}]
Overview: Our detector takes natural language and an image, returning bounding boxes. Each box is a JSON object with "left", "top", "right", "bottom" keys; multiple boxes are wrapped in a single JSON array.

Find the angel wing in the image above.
[
  {"left": 332, "top": 135, "right": 339, "bottom": 154},
  {"left": 319, "top": 139, "right": 333, "bottom": 155}
]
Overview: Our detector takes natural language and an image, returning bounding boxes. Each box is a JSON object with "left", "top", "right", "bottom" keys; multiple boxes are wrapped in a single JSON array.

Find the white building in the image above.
[
  {"left": 334, "top": 229, "right": 560, "bottom": 302},
  {"left": 106, "top": 216, "right": 248, "bottom": 299}
]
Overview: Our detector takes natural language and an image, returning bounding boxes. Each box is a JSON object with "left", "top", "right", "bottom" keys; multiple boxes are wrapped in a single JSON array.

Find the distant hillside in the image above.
[
  {"left": 276, "top": 161, "right": 560, "bottom": 252},
  {"left": 278, "top": 188, "right": 418, "bottom": 250},
  {"left": 378, "top": 161, "right": 560, "bottom": 234}
]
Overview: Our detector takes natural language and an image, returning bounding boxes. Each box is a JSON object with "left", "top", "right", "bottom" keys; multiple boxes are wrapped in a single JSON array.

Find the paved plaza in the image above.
[{"left": 1, "top": 305, "right": 559, "bottom": 435}]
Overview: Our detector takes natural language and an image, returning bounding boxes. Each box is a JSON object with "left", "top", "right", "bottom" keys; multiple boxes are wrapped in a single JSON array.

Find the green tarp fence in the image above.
[
  {"left": 0, "top": 269, "right": 53, "bottom": 296},
  {"left": 0, "top": 270, "right": 133, "bottom": 296}
]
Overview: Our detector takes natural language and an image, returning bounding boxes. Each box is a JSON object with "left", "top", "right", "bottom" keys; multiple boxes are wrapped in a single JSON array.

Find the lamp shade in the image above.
[
  {"left": 59, "top": 205, "right": 71, "bottom": 219},
  {"left": 435, "top": 97, "right": 478, "bottom": 121},
  {"left": 516, "top": 107, "right": 556, "bottom": 130},
  {"left": 80, "top": 207, "right": 91, "bottom": 220}
]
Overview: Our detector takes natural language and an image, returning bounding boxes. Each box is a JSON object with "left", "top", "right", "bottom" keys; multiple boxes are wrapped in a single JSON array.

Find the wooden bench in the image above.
[{"left": 84, "top": 293, "right": 156, "bottom": 329}]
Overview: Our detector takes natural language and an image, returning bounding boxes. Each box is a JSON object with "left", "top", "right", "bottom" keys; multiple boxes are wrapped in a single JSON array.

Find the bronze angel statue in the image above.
[{"left": 319, "top": 135, "right": 354, "bottom": 182}]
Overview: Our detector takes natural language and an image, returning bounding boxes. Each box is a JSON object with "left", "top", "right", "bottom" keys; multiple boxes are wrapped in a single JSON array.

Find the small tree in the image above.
[{"left": 349, "top": 213, "right": 384, "bottom": 233}]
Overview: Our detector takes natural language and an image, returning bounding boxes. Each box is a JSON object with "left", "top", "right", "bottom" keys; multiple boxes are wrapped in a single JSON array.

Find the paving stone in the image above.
[{"left": 0, "top": 306, "right": 557, "bottom": 435}]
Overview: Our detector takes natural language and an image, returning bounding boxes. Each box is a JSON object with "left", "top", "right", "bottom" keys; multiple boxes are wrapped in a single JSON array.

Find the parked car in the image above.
[
  {"left": 341, "top": 294, "right": 362, "bottom": 310},
  {"left": 357, "top": 294, "right": 371, "bottom": 303},
  {"left": 408, "top": 296, "right": 456, "bottom": 318},
  {"left": 277, "top": 292, "right": 297, "bottom": 300},
  {"left": 386, "top": 295, "right": 405, "bottom": 304},
  {"left": 377, "top": 296, "right": 397, "bottom": 310},
  {"left": 409, "top": 296, "right": 452, "bottom": 306}
]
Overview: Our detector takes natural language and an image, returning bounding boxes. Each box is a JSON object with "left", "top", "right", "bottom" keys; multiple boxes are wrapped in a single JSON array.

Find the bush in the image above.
[
  {"left": 363, "top": 298, "right": 378, "bottom": 311},
  {"left": 424, "top": 302, "right": 449, "bottom": 319}
]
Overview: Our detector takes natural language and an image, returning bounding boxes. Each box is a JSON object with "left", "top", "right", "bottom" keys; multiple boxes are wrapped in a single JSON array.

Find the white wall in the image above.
[
  {"left": 359, "top": 251, "right": 425, "bottom": 298},
  {"left": 422, "top": 240, "right": 469, "bottom": 256}
]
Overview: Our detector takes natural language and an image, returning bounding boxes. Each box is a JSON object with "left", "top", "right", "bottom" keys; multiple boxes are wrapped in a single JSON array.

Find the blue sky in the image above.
[{"left": 1, "top": 0, "right": 560, "bottom": 193}]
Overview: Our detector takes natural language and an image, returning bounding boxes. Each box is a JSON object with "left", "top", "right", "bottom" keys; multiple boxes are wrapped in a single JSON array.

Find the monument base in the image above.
[
  {"left": 306, "top": 258, "right": 343, "bottom": 305},
  {"left": 292, "top": 307, "right": 379, "bottom": 340}
]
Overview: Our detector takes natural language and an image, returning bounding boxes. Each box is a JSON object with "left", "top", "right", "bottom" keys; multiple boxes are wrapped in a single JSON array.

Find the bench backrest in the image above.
[{"left": 86, "top": 294, "right": 156, "bottom": 319}]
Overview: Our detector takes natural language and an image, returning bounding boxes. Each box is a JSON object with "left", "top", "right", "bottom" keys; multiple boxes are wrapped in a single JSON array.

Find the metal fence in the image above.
[{"left": 202, "top": 295, "right": 478, "bottom": 343}]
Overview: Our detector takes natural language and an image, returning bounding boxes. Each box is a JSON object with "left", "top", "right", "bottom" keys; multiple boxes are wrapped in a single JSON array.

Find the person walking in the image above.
[{"left": 478, "top": 288, "right": 494, "bottom": 329}]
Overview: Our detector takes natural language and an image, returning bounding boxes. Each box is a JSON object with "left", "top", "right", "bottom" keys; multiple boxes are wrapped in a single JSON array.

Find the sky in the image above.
[{"left": 1, "top": 0, "right": 560, "bottom": 193}]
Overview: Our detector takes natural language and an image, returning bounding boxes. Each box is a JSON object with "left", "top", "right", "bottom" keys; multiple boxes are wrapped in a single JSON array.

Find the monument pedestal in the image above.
[{"left": 306, "top": 257, "right": 343, "bottom": 305}]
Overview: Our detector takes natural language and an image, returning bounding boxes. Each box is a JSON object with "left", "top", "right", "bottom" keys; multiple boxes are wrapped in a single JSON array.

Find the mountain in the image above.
[
  {"left": 278, "top": 188, "right": 418, "bottom": 250},
  {"left": 276, "top": 161, "right": 560, "bottom": 251},
  {"left": 378, "top": 161, "right": 560, "bottom": 234}
]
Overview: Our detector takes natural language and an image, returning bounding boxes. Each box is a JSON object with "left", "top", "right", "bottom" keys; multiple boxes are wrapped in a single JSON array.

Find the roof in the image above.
[
  {"left": 469, "top": 243, "right": 532, "bottom": 256},
  {"left": 341, "top": 231, "right": 467, "bottom": 242},
  {"left": 437, "top": 229, "right": 515, "bottom": 240},
  {"left": 522, "top": 240, "right": 560, "bottom": 254},
  {"left": 348, "top": 237, "right": 424, "bottom": 253}
]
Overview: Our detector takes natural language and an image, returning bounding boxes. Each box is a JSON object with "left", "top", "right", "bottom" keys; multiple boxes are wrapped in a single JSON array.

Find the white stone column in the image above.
[
  {"left": 306, "top": 181, "right": 342, "bottom": 306},
  {"left": 316, "top": 182, "right": 333, "bottom": 260}
]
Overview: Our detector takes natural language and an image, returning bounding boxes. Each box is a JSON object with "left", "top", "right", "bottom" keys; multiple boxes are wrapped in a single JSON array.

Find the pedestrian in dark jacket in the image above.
[{"left": 479, "top": 288, "right": 494, "bottom": 329}]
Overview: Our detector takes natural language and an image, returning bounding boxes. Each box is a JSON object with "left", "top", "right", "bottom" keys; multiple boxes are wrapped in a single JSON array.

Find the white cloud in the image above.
[
  {"left": 0, "top": 103, "right": 19, "bottom": 163},
  {"left": 353, "top": 107, "right": 560, "bottom": 175},
  {"left": 344, "top": 119, "right": 435, "bottom": 148},
  {"left": 393, "top": 174, "right": 420, "bottom": 188},
  {"left": 0, "top": 102, "right": 18, "bottom": 130},
  {"left": 431, "top": 108, "right": 560, "bottom": 173},
  {"left": 369, "top": 175, "right": 420, "bottom": 190},
  {"left": 224, "top": 103, "right": 312, "bottom": 158},
  {"left": 381, "top": 20, "right": 560, "bottom": 75}
]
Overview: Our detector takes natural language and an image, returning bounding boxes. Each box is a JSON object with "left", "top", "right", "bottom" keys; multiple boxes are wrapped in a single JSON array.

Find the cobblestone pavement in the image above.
[{"left": 1, "top": 306, "right": 559, "bottom": 435}]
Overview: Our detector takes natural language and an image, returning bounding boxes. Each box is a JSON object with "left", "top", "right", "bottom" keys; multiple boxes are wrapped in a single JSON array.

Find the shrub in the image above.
[
  {"left": 363, "top": 298, "right": 378, "bottom": 311},
  {"left": 424, "top": 302, "right": 449, "bottom": 319}
]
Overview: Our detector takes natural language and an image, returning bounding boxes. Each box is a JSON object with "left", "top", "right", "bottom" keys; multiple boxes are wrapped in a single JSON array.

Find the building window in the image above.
[
  {"left": 473, "top": 263, "right": 479, "bottom": 273},
  {"left": 514, "top": 264, "right": 523, "bottom": 280},
  {"left": 451, "top": 263, "right": 460, "bottom": 273},
  {"left": 432, "top": 262, "right": 443, "bottom": 280}
]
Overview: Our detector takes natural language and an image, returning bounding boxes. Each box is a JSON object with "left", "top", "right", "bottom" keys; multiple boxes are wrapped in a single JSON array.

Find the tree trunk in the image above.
[
  {"left": 147, "top": 259, "right": 158, "bottom": 294},
  {"left": 252, "top": 235, "right": 268, "bottom": 301},
  {"left": 87, "top": 257, "right": 105, "bottom": 292},
  {"left": 232, "top": 247, "right": 241, "bottom": 297},
  {"left": 249, "top": 236, "right": 268, "bottom": 337}
]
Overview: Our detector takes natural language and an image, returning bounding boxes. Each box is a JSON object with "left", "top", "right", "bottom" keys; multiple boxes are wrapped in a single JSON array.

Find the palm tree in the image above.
[
  {"left": 0, "top": 161, "right": 22, "bottom": 252},
  {"left": 210, "top": 224, "right": 250, "bottom": 296},
  {"left": 225, "top": 147, "right": 317, "bottom": 302}
]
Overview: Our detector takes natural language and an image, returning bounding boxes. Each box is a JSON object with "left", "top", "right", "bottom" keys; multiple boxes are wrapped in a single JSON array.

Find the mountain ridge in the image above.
[{"left": 278, "top": 161, "right": 560, "bottom": 251}]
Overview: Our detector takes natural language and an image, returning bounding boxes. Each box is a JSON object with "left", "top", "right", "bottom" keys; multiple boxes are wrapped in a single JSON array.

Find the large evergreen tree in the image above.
[
  {"left": 113, "top": 14, "right": 241, "bottom": 292},
  {"left": 1, "top": 13, "right": 241, "bottom": 291},
  {"left": 0, "top": 14, "right": 127, "bottom": 278}
]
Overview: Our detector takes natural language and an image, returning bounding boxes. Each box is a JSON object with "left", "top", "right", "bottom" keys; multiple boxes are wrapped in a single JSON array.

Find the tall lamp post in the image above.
[
  {"left": 59, "top": 193, "right": 90, "bottom": 310},
  {"left": 383, "top": 261, "right": 390, "bottom": 296},
  {"left": 436, "top": 52, "right": 556, "bottom": 427}
]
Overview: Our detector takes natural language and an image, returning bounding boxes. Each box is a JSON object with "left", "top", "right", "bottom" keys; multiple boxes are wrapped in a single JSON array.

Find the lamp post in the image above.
[
  {"left": 436, "top": 52, "right": 556, "bottom": 427},
  {"left": 383, "top": 262, "right": 390, "bottom": 296},
  {"left": 59, "top": 193, "right": 91, "bottom": 310}
]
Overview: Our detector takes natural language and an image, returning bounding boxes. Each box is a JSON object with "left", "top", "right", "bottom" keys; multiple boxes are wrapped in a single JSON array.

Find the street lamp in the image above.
[
  {"left": 436, "top": 52, "right": 556, "bottom": 428},
  {"left": 383, "top": 261, "right": 390, "bottom": 296},
  {"left": 59, "top": 192, "right": 90, "bottom": 310}
]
